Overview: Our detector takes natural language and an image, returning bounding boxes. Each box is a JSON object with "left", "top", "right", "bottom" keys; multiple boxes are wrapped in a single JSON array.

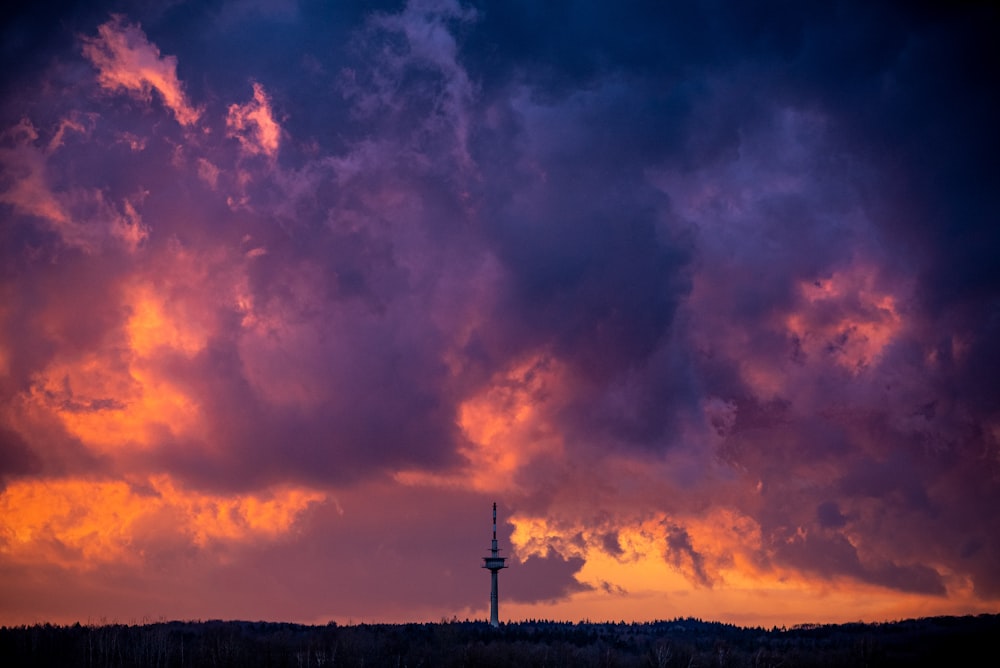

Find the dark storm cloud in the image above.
[
  {"left": 815, "top": 501, "right": 847, "bottom": 529},
  {"left": 0, "top": 426, "right": 41, "bottom": 484},
  {"left": 506, "top": 551, "right": 591, "bottom": 604},
  {"left": 600, "top": 532, "right": 623, "bottom": 558},
  {"left": 769, "top": 525, "right": 946, "bottom": 596},
  {"left": 664, "top": 523, "right": 713, "bottom": 587}
]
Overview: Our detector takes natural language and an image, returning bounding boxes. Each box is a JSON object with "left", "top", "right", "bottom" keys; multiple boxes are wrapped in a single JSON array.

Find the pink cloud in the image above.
[
  {"left": 0, "top": 118, "right": 148, "bottom": 253},
  {"left": 227, "top": 83, "right": 281, "bottom": 158},
  {"left": 82, "top": 15, "right": 200, "bottom": 127}
]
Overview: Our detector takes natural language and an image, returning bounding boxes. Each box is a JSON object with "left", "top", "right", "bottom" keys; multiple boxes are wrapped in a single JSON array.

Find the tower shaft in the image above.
[{"left": 490, "top": 569, "right": 499, "bottom": 627}]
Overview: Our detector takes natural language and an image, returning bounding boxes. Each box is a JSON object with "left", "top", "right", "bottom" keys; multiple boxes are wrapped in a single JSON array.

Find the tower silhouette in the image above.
[{"left": 481, "top": 502, "right": 508, "bottom": 627}]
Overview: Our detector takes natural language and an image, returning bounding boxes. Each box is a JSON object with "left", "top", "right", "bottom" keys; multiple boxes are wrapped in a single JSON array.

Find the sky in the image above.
[{"left": 1, "top": 0, "right": 998, "bottom": 627}]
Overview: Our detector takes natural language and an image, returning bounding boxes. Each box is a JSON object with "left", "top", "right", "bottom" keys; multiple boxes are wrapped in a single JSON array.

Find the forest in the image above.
[{"left": 1, "top": 614, "right": 996, "bottom": 667}]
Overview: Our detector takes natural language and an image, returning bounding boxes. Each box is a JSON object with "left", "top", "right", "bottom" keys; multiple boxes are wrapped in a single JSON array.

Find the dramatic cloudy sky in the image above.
[{"left": 1, "top": 0, "right": 998, "bottom": 626}]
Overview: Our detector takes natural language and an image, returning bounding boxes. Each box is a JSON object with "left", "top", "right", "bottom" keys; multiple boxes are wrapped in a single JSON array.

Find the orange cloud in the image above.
[
  {"left": 82, "top": 15, "right": 200, "bottom": 126},
  {"left": 11, "top": 242, "right": 259, "bottom": 454},
  {"left": 503, "top": 509, "right": 983, "bottom": 625},
  {"left": 785, "top": 267, "right": 902, "bottom": 374},
  {"left": 394, "top": 353, "right": 567, "bottom": 491},
  {"left": 0, "top": 476, "right": 324, "bottom": 567},
  {"left": 126, "top": 283, "right": 211, "bottom": 358},
  {"left": 723, "top": 263, "right": 906, "bottom": 400},
  {"left": 31, "top": 363, "right": 198, "bottom": 453},
  {"left": 19, "top": 276, "right": 226, "bottom": 453},
  {"left": 227, "top": 83, "right": 281, "bottom": 158}
]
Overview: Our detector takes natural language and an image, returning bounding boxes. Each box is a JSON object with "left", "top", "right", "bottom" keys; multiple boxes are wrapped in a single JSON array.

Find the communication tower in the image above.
[{"left": 482, "top": 502, "right": 508, "bottom": 627}]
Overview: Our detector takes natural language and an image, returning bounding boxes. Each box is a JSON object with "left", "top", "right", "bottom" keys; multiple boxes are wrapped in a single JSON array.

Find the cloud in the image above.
[
  {"left": 82, "top": 15, "right": 200, "bottom": 126},
  {"left": 0, "top": 477, "right": 324, "bottom": 567},
  {"left": 507, "top": 551, "right": 592, "bottom": 604},
  {"left": 664, "top": 523, "right": 714, "bottom": 588},
  {"left": 343, "top": 0, "right": 478, "bottom": 170},
  {"left": 0, "top": 426, "right": 42, "bottom": 487},
  {"left": 227, "top": 82, "right": 281, "bottom": 158},
  {"left": 0, "top": 117, "right": 149, "bottom": 253},
  {"left": 0, "top": 119, "right": 74, "bottom": 230}
]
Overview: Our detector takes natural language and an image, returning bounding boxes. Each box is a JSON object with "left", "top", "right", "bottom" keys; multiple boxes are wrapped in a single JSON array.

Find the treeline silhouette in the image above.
[{"left": 1, "top": 614, "right": 996, "bottom": 667}]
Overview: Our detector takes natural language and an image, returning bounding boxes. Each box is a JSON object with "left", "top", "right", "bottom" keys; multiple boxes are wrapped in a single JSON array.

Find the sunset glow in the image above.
[{"left": 1, "top": 0, "right": 997, "bottom": 628}]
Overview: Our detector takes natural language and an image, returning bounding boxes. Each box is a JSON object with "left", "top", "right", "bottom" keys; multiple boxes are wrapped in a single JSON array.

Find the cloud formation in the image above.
[{"left": 0, "top": 0, "right": 998, "bottom": 625}]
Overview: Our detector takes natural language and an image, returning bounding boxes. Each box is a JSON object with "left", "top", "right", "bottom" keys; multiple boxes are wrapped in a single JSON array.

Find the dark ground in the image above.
[{"left": 2, "top": 614, "right": 996, "bottom": 667}]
